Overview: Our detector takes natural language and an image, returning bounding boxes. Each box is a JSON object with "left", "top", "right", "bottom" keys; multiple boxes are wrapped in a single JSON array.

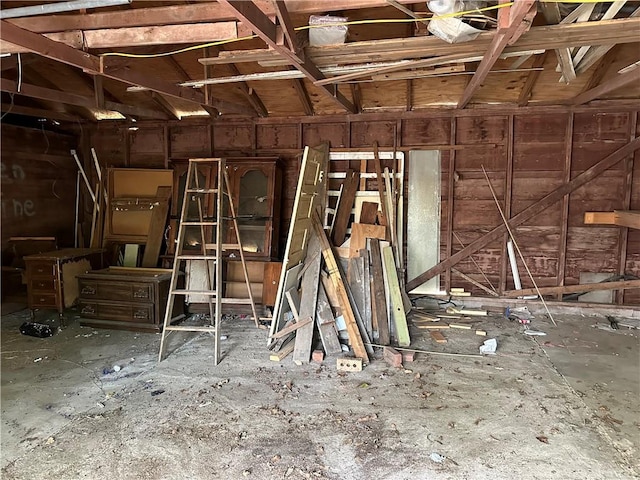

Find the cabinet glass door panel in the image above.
[{"left": 236, "top": 169, "right": 269, "bottom": 254}]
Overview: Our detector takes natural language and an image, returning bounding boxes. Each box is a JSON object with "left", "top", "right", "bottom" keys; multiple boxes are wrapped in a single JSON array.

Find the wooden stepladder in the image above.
[{"left": 158, "top": 158, "right": 259, "bottom": 365}]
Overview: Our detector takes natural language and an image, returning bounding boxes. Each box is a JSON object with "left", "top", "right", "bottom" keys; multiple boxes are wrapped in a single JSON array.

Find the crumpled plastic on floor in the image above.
[{"left": 479, "top": 338, "right": 497, "bottom": 355}]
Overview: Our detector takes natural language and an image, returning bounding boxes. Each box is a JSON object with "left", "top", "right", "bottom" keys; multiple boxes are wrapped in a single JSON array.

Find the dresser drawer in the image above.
[
  {"left": 31, "top": 293, "right": 57, "bottom": 308},
  {"left": 79, "top": 281, "right": 153, "bottom": 302},
  {"left": 79, "top": 301, "right": 155, "bottom": 324},
  {"left": 30, "top": 278, "right": 55, "bottom": 291},
  {"left": 28, "top": 262, "right": 55, "bottom": 277}
]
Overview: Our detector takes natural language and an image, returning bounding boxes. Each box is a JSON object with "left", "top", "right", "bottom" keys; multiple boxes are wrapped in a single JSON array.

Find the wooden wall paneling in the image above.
[
  {"left": 350, "top": 121, "right": 395, "bottom": 147},
  {"left": 169, "top": 124, "right": 209, "bottom": 158},
  {"left": 617, "top": 111, "right": 637, "bottom": 304},
  {"left": 213, "top": 124, "right": 253, "bottom": 152},
  {"left": 499, "top": 115, "right": 514, "bottom": 294},
  {"left": 401, "top": 117, "right": 450, "bottom": 146},
  {"left": 302, "top": 122, "right": 348, "bottom": 148},
  {"left": 1, "top": 125, "right": 77, "bottom": 249},
  {"left": 557, "top": 113, "right": 573, "bottom": 300},
  {"left": 445, "top": 117, "right": 456, "bottom": 294},
  {"left": 256, "top": 124, "right": 299, "bottom": 150},
  {"left": 163, "top": 125, "right": 170, "bottom": 168},
  {"left": 128, "top": 127, "right": 165, "bottom": 168}
]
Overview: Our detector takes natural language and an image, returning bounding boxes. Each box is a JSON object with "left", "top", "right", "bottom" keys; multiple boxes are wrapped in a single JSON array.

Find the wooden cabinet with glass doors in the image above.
[{"left": 167, "top": 158, "right": 282, "bottom": 262}]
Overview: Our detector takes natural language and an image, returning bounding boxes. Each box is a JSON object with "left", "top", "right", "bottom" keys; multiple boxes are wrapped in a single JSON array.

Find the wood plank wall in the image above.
[
  {"left": 83, "top": 109, "right": 639, "bottom": 305},
  {"left": 1, "top": 124, "right": 77, "bottom": 252}
]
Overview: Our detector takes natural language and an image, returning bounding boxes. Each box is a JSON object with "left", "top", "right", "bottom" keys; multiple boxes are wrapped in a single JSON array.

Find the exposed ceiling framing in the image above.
[{"left": 0, "top": 0, "right": 637, "bottom": 122}]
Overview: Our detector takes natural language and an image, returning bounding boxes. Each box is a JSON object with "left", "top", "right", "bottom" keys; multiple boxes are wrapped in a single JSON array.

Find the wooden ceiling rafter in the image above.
[
  {"left": 517, "top": 51, "right": 549, "bottom": 106},
  {"left": 292, "top": 78, "right": 314, "bottom": 116},
  {"left": 149, "top": 91, "right": 181, "bottom": 120},
  {"left": 457, "top": 0, "right": 537, "bottom": 109},
  {"left": 217, "top": 0, "right": 356, "bottom": 114},
  {"left": 0, "top": 102, "right": 83, "bottom": 122},
  {"left": 539, "top": 1, "right": 576, "bottom": 83},
  {"left": 0, "top": 19, "right": 255, "bottom": 116},
  {"left": 572, "top": 66, "right": 640, "bottom": 105},
  {"left": 0, "top": 78, "right": 170, "bottom": 119},
  {"left": 5, "top": 0, "right": 423, "bottom": 32}
]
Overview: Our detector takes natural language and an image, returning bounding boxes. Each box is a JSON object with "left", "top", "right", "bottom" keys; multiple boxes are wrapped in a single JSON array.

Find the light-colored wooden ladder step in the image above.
[
  {"left": 170, "top": 289, "right": 218, "bottom": 295},
  {"left": 176, "top": 255, "right": 219, "bottom": 260},
  {"left": 165, "top": 325, "right": 216, "bottom": 332},
  {"left": 221, "top": 298, "right": 255, "bottom": 304},
  {"left": 181, "top": 221, "right": 218, "bottom": 226},
  {"left": 185, "top": 188, "right": 218, "bottom": 193}
]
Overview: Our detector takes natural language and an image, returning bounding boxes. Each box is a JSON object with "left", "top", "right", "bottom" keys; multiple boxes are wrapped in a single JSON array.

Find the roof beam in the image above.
[
  {"left": 218, "top": 0, "right": 355, "bottom": 113},
  {"left": 458, "top": 0, "right": 537, "bottom": 108},
  {"left": 6, "top": 1, "right": 422, "bottom": 33},
  {"left": 0, "top": 22, "right": 238, "bottom": 54},
  {"left": 350, "top": 83, "right": 362, "bottom": 114},
  {"left": 273, "top": 0, "right": 301, "bottom": 57},
  {"left": 572, "top": 66, "right": 640, "bottom": 105},
  {"left": 0, "top": 20, "right": 254, "bottom": 116},
  {"left": 517, "top": 51, "right": 549, "bottom": 106},
  {"left": 539, "top": 1, "right": 576, "bottom": 83},
  {"left": 0, "top": 103, "right": 84, "bottom": 122},
  {"left": 149, "top": 92, "right": 180, "bottom": 120},
  {"left": 292, "top": 79, "right": 314, "bottom": 116},
  {"left": 1, "top": 78, "right": 169, "bottom": 119}
]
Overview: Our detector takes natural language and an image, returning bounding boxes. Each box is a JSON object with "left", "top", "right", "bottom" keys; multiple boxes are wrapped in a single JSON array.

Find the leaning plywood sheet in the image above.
[
  {"left": 316, "top": 283, "right": 342, "bottom": 355},
  {"left": 268, "top": 143, "right": 329, "bottom": 345}
]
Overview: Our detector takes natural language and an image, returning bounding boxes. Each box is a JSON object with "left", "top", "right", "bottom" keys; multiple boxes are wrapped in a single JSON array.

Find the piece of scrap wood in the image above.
[
  {"left": 270, "top": 339, "right": 295, "bottom": 361},
  {"left": 417, "top": 324, "right": 450, "bottom": 329},
  {"left": 449, "top": 323, "right": 472, "bottom": 330},
  {"left": 349, "top": 223, "right": 386, "bottom": 258},
  {"left": 446, "top": 307, "right": 487, "bottom": 316},
  {"left": 430, "top": 330, "right": 447, "bottom": 343},
  {"left": 476, "top": 330, "right": 487, "bottom": 336},
  {"left": 382, "top": 245, "right": 410, "bottom": 347},
  {"left": 313, "top": 214, "right": 369, "bottom": 363},
  {"left": 450, "top": 287, "right": 466, "bottom": 293},
  {"left": 270, "top": 316, "right": 313, "bottom": 340}
]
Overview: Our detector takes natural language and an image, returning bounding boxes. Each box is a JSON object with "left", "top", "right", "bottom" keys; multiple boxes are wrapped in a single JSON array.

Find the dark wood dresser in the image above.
[
  {"left": 78, "top": 267, "right": 183, "bottom": 332},
  {"left": 24, "top": 248, "right": 104, "bottom": 318}
]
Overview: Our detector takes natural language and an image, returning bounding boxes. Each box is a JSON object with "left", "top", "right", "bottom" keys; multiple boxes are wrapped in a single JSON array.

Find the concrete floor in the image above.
[{"left": 1, "top": 304, "right": 638, "bottom": 480}]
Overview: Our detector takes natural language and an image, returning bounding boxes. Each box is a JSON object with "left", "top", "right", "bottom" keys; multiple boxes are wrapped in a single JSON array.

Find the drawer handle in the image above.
[
  {"left": 81, "top": 305, "right": 96, "bottom": 315},
  {"left": 39, "top": 297, "right": 47, "bottom": 303},
  {"left": 133, "top": 310, "right": 149, "bottom": 320},
  {"left": 133, "top": 289, "right": 149, "bottom": 299},
  {"left": 81, "top": 286, "right": 96, "bottom": 295}
]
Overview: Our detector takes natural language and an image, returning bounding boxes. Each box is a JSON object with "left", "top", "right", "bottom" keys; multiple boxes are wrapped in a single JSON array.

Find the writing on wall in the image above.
[{"left": 1, "top": 161, "right": 36, "bottom": 218}]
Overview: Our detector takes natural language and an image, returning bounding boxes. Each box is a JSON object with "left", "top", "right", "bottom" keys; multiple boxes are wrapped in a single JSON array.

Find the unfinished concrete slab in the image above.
[{"left": 1, "top": 307, "right": 638, "bottom": 480}]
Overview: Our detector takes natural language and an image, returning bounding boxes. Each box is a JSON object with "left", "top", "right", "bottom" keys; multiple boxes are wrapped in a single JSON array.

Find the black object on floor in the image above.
[{"left": 19, "top": 322, "right": 56, "bottom": 338}]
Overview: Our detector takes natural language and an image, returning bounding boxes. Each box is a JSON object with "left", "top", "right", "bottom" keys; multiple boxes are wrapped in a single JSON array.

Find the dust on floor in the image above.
[{"left": 1, "top": 306, "right": 638, "bottom": 480}]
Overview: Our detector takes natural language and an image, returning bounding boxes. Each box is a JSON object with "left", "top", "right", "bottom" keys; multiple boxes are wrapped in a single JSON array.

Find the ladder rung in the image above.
[
  {"left": 176, "top": 255, "right": 218, "bottom": 260},
  {"left": 171, "top": 289, "right": 218, "bottom": 295},
  {"left": 203, "top": 243, "right": 241, "bottom": 250},
  {"left": 221, "top": 298, "right": 255, "bottom": 304},
  {"left": 186, "top": 188, "right": 218, "bottom": 193},
  {"left": 165, "top": 325, "right": 216, "bottom": 332},
  {"left": 182, "top": 221, "right": 217, "bottom": 226}
]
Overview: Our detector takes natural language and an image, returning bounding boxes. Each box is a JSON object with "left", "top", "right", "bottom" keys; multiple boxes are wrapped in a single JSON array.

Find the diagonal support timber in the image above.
[
  {"left": 218, "top": 0, "right": 355, "bottom": 113},
  {"left": 0, "top": 19, "right": 254, "bottom": 116},
  {"left": 458, "top": 0, "right": 536, "bottom": 108},
  {"left": 406, "top": 137, "right": 640, "bottom": 291},
  {"left": 572, "top": 67, "right": 640, "bottom": 105}
]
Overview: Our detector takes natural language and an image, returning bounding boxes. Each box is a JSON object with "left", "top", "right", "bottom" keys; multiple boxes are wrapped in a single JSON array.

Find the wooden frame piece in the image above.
[{"left": 217, "top": 0, "right": 356, "bottom": 113}]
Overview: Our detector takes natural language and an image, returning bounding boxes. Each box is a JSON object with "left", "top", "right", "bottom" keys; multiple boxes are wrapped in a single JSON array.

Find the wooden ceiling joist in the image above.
[
  {"left": 457, "top": 0, "right": 537, "bottom": 108},
  {"left": 0, "top": 79, "right": 168, "bottom": 119},
  {"left": 6, "top": 0, "right": 422, "bottom": 33},
  {"left": 0, "top": 102, "right": 83, "bottom": 122},
  {"left": 0, "top": 20, "right": 254, "bottom": 116},
  {"left": 0, "top": 22, "right": 239, "bottom": 54},
  {"left": 292, "top": 79, "right": 314, "bottom": 116},
  {"left": 149, "top": 92, "right": 180, "bottom": 120},
  {"left": 539, "top": 1, "right": 576, "bottom": 83},
  {"left": 518, "top": 51, "right": 549, "bottom": 106},
  {"left": 218, "top": 0, "right": 356, "bottom": 114},
  {"left": 572, "top": 66, "right": 640, "bottom": 105}
]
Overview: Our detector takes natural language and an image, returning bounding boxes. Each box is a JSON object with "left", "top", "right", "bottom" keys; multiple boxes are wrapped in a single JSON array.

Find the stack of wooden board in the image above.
[{"left": 268, "top": 143, "right": 410, "bottom": 366}]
